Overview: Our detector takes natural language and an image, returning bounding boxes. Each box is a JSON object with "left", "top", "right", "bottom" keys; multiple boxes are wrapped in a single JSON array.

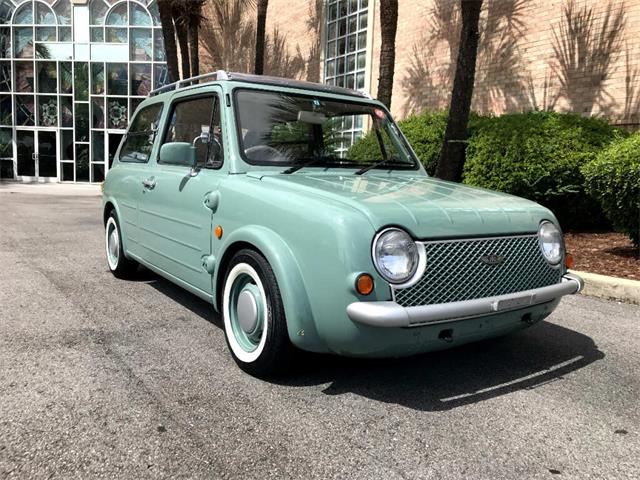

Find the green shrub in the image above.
[
  {"left": 582, "top": 133, "right": 640, "bottom": 246},
  {"left": 348, "top": 110, "right": 449, "bottom": 174},
  {"left": 463, "top": 111, "right": 624, "bottom": 230}
]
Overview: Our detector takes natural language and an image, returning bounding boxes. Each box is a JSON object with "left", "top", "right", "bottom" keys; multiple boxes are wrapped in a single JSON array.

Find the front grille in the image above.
[{"left": 393, "top": 235, "right": 562, "bottom": 307}]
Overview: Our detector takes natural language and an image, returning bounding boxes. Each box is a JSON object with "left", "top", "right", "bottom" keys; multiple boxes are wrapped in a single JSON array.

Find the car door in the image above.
[
  {"left": 110, "top": 102, "right": 164, "bottom": 257},
  {"left": 138, "top": 90, "right": 225, "bottom": 297}
]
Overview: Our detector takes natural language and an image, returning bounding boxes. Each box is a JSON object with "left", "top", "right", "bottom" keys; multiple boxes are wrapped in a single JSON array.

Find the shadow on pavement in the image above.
[{"left": 142, "top": 267, "right": 604, "bottom": 412}]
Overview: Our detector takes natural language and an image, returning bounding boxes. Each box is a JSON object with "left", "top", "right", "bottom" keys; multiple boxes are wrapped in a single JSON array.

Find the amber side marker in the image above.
[
  {"left": 215, "top": 225, "right": 223, "bottom": 239},
  {"left": 356, "top": 273, "right": 374, "bottom": 295},
  {"left": 565, "top": 252, "right": 574, "bottom": 269}
]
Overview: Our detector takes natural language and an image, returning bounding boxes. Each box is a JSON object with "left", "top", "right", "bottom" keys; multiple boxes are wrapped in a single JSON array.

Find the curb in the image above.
[
  {"left": 570, "top": 270, "right": 640, "bottom": 306},
  {"left": 0, "top": 182, "right": 101, "bottom": 197}
]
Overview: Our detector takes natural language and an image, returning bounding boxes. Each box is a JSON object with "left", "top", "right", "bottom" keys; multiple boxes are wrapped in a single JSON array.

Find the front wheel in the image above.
[
  {"left": 105, "top": 211, "right": 138, "bottom": 279},
  {"left": 222, "top": 249, "right": 293, "bottom": 377}
]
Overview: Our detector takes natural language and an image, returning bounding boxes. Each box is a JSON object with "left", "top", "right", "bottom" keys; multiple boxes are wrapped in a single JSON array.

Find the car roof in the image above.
[{"left": 148, "top": 70, "right": 373, "bottom": 101}]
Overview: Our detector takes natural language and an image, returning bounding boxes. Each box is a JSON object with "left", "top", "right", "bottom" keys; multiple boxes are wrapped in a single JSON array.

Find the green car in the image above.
[{"left": 102, "top": 71, "right": 583, "bottom": 376}]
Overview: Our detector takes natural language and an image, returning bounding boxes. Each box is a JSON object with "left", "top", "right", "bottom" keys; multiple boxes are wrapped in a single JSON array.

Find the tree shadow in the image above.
[
  {"left": 264, "top": 28, "right": 306, "bottom": 79},
  {"left": 551, "top": 0, "right": 626, "bottom": 116},
  {"left": 137, "top": 267, "right": 604, "bottom": 413},
  {"left": 622, "top": 43, "right": 640, "bottom": 125},
  {"left": 199, "top": 0, "right": 315, "bottom": 81},
  {"left": 305, "top": 0, "right": 323, "bottom": 83},
  {"left": 199, "top": 0, "right": 256, "bottom": 73},
  {"left": 400, "top": 0, "right": 532, "bottom": 116}
]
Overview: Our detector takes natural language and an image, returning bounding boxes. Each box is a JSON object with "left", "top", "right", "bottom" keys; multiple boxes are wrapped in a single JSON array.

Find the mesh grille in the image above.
[{"left": 393, "top": 235, "right": 562, "bottom": 307}]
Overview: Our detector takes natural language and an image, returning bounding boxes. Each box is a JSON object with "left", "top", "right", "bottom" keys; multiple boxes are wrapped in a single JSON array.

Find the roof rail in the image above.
[{"left": 149, "top": 70, "right": 229, "bottom": 97}]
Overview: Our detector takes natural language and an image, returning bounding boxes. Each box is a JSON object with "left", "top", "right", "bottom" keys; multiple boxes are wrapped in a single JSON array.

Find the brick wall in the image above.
[{"left": 199, "top": 0, "right": 640, "bottom": 127}]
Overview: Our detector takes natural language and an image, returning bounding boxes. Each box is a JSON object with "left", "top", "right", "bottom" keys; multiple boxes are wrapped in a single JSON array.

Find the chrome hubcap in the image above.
[
  {"left": 228, "top": 275, "right": 265, "bottom": 353},
  {"left": 237, "top": 288, "right": 258, "bottom": 333}
]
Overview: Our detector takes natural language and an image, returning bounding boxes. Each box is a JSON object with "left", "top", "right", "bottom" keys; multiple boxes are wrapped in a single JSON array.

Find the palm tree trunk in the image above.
[
  {"left": 254, "top": 0, "right": 269, "bottom": 75},
  {"left": 188, "top": 7, "right": 201, "bottom": 78},
  {"left": 377, "top": 0, "right": 398, "bottom": 109},
  {"left": 157, "top": 0, "right": 179, "bottom": 83},
  {"left": 435, "top": 0, "right": 483, "bottom": 182},
  {"left": 173, "top": 5, "right": 191, "bottom": 79}
]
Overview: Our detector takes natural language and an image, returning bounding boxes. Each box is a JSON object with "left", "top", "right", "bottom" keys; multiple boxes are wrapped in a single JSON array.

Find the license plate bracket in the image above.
[{"left": 493, "top": 294, "right": 534, "bottom": 312}]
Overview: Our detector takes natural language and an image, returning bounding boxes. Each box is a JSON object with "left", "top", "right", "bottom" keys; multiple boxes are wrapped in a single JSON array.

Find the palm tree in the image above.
[
  {"left": 254, "top": 0, "right": 269, "bottom": 75},
  {"left": 173, "top": 2, "right": 191, "bottom": 79},
  {"left": 186, "top": 0, "right": 207, "bottom": 78},
  {"left": 157, "top": 0, "right": 179, "bottom": 82},
  {"left": 377, "top": 0, "right": 398, "bottom": 108},
  {"left": 435, "top": 0, "right": 483, "bottom": 182}
]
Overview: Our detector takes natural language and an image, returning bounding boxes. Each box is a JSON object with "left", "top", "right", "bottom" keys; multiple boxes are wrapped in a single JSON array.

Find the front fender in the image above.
[{"left": 213, "top": 225, "right": 323, "bottom": 352}]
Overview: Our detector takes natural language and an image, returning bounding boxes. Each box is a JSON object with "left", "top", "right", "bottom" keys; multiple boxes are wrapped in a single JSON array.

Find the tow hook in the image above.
[
  {"left": 438, "top": 329, "right": 454, "bottom": 343},
  {"left": 521, "top": 313, "right": 535, "bottom": 325}
]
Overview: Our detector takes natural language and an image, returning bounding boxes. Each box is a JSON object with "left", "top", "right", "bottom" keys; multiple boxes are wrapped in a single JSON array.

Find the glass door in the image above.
[
  {"left": 15, "top": 129, "right": 58, "bottom": 181},
  {"left": 107, "top": 132, "right": 124, "bottom": 168},
  {"left": 16, "top": 130, "right": 35, "bottom": 178}
]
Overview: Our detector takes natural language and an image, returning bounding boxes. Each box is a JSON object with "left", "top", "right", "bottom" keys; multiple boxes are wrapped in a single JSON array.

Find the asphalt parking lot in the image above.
[{"left": 1, "top": 191, "right": 639, "bottom": 479}]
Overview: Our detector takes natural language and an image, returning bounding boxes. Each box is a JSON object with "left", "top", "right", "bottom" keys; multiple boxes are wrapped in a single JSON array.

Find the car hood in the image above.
[{"left": 249, "top": 172, "right": 553, "bottom": 238}]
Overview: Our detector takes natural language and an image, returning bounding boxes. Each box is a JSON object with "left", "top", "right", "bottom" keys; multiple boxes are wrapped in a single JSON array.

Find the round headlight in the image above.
[
  {"left": 538, "top": 221, "right": 563, "bottom": 265},
  {"left": 373, "top": 229, "right": 420, "bottom": 284}
]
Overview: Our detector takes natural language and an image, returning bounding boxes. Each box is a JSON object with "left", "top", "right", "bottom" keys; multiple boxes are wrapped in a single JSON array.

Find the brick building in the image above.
[{"left": 199, "top": 0, "right": 640, "bottom": 128}]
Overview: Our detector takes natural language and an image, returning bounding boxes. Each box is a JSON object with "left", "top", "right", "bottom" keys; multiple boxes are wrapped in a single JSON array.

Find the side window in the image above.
[
  {"left": 161, "top": 95, "right": 224, "bottom": 168},
  {"left": 119, "top": 103, "right": 163, "bottom": 163}
]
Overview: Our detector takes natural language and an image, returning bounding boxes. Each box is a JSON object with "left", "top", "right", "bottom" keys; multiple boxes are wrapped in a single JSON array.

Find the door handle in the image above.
[{"left": 142, "top": 178, "right": 156, "bottom": 190}]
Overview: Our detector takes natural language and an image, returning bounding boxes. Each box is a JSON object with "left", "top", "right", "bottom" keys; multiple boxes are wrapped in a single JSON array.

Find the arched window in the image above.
[{"left": 0, "top": 0, "right": 167, "bottom": 183}]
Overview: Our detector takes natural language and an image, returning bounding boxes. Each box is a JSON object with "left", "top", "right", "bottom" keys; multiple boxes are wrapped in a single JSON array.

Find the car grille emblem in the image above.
[{"left": 480, "top": 254, "right": 505, "bottom": 265}]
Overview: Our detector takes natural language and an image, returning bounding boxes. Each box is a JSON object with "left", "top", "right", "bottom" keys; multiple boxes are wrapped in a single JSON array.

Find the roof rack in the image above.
[
  {"left": 148, "top": 70, "right": 373, "bottom": 100},
  {"left": 149, "top": 70, "right": 229, "bottom": 97}
]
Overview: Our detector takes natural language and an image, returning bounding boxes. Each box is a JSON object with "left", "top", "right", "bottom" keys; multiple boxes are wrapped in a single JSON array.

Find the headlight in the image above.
[
  {"left": 538, "top": 221, "right": 563, "bottom": 265},
  {"left": 373, "top": 228, "right": 420, "bottom": 284}
]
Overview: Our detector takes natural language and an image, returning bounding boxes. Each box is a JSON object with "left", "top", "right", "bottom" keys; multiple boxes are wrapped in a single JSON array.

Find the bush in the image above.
[
  {"left": 463, "top": 111, "right": 624, "bottom": 230},
  {"left": 582, "top": 133, "right": 640, "bottom": 246},
  {"left": 348, "top": 110, "right": 449, "bottom": 175}
]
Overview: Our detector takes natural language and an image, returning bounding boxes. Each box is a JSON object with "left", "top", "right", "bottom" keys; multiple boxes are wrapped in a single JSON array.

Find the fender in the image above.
[{"left": 213, "top": 225, "right": 323, "bottom": 352}]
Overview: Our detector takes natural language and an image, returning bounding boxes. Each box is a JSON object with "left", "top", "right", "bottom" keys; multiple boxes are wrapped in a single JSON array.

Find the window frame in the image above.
[
  {"left": 158, "top": 92, "right": 224, "bottom": 169},
  {"left": 117, "top": 100, "right": 163, "bottom": 164}
]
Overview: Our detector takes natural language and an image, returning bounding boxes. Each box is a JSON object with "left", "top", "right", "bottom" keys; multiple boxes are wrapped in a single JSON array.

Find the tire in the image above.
[
  {"left": 222, "top": 249, "right": 293, "bottom": 377},
  {"left": 105, "top": 210, "right": 138, "bottom": 279}
]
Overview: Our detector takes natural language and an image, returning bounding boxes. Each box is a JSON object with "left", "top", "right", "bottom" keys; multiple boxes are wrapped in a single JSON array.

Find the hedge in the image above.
[
  {"left": 462, "top": 112, "right": 623, "bottom": 230},
  {"left": 582, "top": 133, "right": 640, "bottom": 246}
]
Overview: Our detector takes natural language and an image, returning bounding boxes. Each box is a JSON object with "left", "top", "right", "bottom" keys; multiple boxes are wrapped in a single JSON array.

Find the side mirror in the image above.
[{"left": 159, "top": 142, "right": 196, "bottom": 168}]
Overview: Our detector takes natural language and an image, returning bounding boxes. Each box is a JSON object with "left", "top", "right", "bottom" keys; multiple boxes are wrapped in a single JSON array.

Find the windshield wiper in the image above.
[
  {"left": 281, "top": 157, "right": 325, "bottom": 174},
  {"left": 355, "top": 158, "right": 405, "bottom": 175}
]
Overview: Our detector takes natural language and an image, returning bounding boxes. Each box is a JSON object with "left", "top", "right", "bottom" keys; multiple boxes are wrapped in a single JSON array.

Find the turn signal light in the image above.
[
  {"left": 356, "top": 273, "right": 374, "bottom": 295},
  {"left": 565, "top": 253, "right": 574, "bottom": 270},
  {"left": 215, "top": 225, "right": 223, "bottom": 239}
]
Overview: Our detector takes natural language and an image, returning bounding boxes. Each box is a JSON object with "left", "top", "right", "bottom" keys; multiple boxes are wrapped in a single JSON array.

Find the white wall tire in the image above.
[
  {"left": 223, "top": 263, "right": 269, "bottom": 363},
  {"left": 105, "top": 210, "right": 138, "bottom": 279},
  {"left": 105, "top": 217, "right": 120, "bottom": 271},
  {"left": 222, "top": 249, "right": 293, "bottom": 377}
]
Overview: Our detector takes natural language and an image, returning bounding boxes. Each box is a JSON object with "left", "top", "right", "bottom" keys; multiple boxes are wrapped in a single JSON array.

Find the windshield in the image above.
[{"left": 234, "top": 89, "right": 418, "bottom": 171}]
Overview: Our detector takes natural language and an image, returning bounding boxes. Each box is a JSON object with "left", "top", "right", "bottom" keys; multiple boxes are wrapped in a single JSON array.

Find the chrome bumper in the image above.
[{"left": 347, "top": 273, "right": 584, "bottom": 328}]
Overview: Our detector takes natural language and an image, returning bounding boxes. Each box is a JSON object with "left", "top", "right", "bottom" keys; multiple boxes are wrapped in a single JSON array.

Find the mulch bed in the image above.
[{"left": 564, "top": 232, "right": 639, "bottom": 281}]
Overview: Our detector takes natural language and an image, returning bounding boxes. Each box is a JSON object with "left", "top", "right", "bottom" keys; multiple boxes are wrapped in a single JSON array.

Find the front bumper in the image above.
[{"left": 347, "top": 273, "right": 584, "bottom": 328}]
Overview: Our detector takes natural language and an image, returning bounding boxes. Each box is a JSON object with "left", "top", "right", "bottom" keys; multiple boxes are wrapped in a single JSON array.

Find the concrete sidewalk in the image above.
[{"left": 0, "top": 181, "right": 100, "bottom": 196}]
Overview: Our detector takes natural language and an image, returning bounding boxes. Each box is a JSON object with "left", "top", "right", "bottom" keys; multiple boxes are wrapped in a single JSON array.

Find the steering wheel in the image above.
[{"left": 245, "top": 145, "right": 284, "bottom": 161}]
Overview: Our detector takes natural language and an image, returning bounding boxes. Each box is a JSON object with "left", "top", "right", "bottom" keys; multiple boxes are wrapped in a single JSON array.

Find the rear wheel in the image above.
[
  {"left": 105, "top": 211, "right": 138, "bottom": 279},
  {"left": 222, "top": 249, "right": 293, "bottom": 377}
]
